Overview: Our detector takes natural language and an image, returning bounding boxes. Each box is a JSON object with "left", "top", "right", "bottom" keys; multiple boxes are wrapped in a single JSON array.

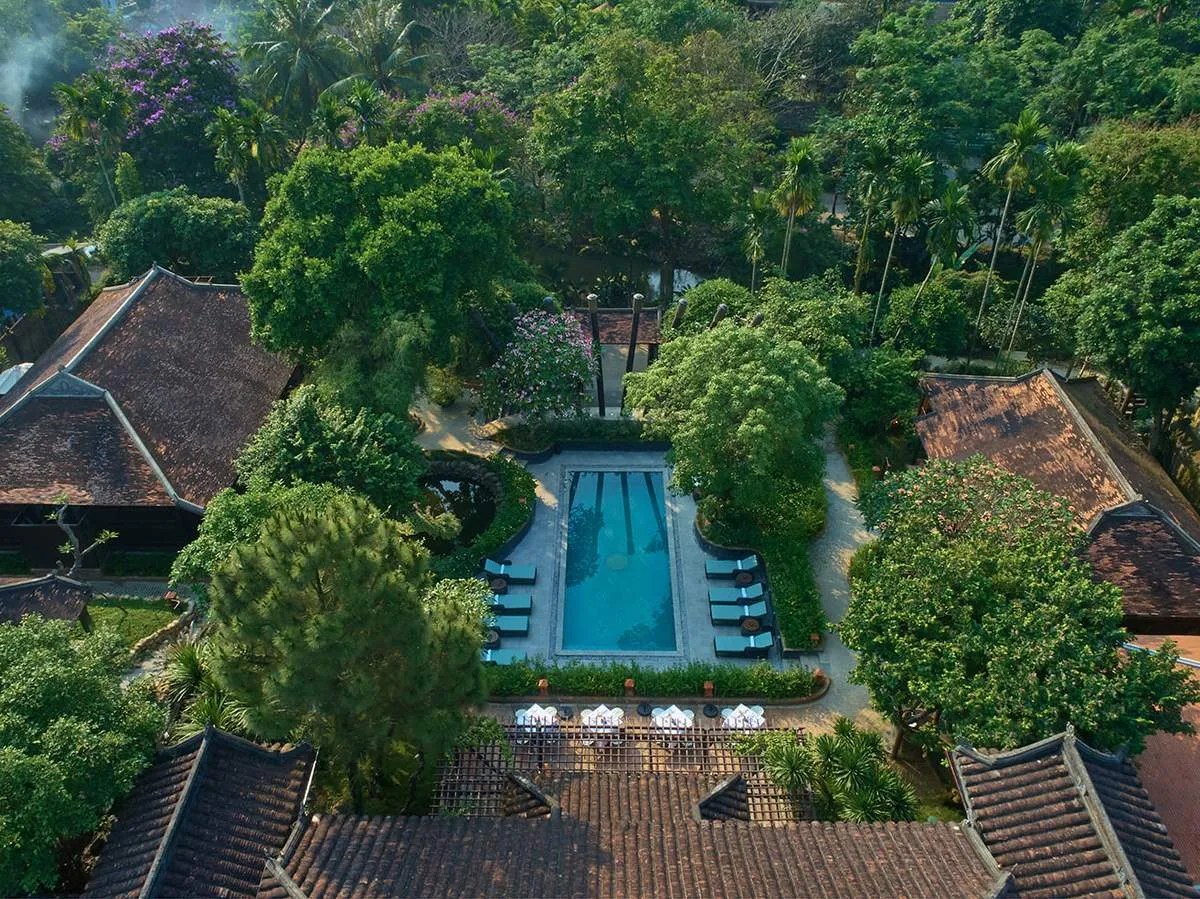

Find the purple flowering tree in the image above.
[
  {"left": 405, "top": 91, "right": 524, "bottom": 165},
  {"left": 481, "top": 311, "right": 597, "bottom": 421}
]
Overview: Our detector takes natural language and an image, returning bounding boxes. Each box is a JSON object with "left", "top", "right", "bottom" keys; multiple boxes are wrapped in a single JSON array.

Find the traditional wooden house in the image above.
[{"left": 0, "top": 266, "right": 294, "bottom": 568}]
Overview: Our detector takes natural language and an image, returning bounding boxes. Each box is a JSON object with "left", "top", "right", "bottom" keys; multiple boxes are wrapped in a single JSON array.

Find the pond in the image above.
[
  {"left": 419, "top": 476, "right": 498, "bottom": 556},
  {"left": 532, "top": 248, "right": 706, "bottom": 306}
]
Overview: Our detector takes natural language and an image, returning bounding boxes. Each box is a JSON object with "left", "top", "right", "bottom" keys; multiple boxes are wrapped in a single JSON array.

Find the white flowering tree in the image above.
[{"left": 481, "top": 311, "right": 597, "bottom": 421}]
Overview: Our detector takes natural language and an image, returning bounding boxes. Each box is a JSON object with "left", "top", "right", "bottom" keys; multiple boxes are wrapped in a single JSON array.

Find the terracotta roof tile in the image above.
[
  {"left": 0, "top": 268, "right": 294, "bottom": 510},
  {"left": 0, "top": 574, "right": 91, "bottom": 624},
  {"left": 1138, "top": 706, "right": 1200, "bottom": 884},
  {"left": 951, "top": 730, "right": 1196, "bottom": 898},
  {"left": 258, "top": 816, "right": 1007, "bottom": 899},
  {"left": 568, "top": 308, "right": 662, "bottom": 345},
  {"left": 84, "top": 727, "right": 315, "bottom": 899}
]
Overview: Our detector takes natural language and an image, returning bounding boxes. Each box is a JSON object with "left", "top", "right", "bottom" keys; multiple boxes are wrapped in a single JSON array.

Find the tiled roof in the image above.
[
  {"left": 0, "top": 573, "right": 91, "bottom": 624},
  {"left": 1139, "top": 705, "right": 1200, "bottom": 883},
  {"left": 951, "top": 729, "right": 1197, "bottom": 899},
  {"left": 917, "top": 371, "right": 1200, "bottom": 630},
  {"left": 916, "top": 371, "right": 1130, "bottom": 523},
  {"left": 568, "top": 308, "right": 662, "bottom": 345},
  {"left": 258, "top": 815, "right": 1010, "bottom": 899},
  {"left": 0, "top": 267, "right": 294, "bottom": 510},
  {"left": 1088, "top": 505, "right": 1200, "bottom": 631},
  {"left": 84, "top": 726, "right": 316, "bottom": 899}
]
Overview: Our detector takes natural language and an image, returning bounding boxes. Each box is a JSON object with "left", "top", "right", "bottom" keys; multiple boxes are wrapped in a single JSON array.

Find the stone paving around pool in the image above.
[{"left": 493, "top": 448, "right": 790, "bottom": 669}]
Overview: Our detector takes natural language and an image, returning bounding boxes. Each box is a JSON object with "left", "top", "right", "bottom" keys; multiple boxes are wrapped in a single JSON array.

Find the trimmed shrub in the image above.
[{"left": 491, "top": 416, "right": 647, "bottom": 451}]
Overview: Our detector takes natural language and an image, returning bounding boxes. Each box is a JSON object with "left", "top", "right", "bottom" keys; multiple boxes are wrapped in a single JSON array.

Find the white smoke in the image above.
[{"left": 0, "top": 34, "right": 61, "bottom": 132}]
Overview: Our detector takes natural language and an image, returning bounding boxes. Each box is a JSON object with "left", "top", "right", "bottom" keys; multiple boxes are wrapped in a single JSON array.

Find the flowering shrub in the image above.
[
  {"left": 406, "top": 91, "right": 523, "bottom": 164},
  {"left": 481, "top": 311, "right": 596, "bottom": 421}
]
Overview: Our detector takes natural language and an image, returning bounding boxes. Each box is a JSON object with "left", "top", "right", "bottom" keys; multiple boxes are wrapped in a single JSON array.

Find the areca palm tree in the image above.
[
  {"left": 333, "top": 0, "right": 426, "bottom": 97},
  {"left": 892, "top": 182, "right": 976, "bottom": 344},
  {"left": 248, "top": 0, "right": 344, "bottom": 122},
  {"left": 871, "top": 151, "right": 935, "bottom": 342},
  {"left": 852, "top": 140, "right": 890, "bottom": 296},
  {"left": 310, "top": 91, "right": 353, "bottom": 148},
  {"left": 54, "top": 73, "right": 129, "bottom": 211},
  {"left": 774, "top": 137, "right": 822, "bottom": 280},
  {"left": 241, "top": 100, "right": 289, "bottom": 172},
  {"left": 971, "top": 108, "right": 1049, "bottom": 358},
  {"left": 342, "top": 79, "right": 388, "bottom": 146},
  {"left": 207, "top": 108, "right": 252, "bottom": 204},
  {"left": 743, "top": 188, "right": 775, "bottom": 295}
]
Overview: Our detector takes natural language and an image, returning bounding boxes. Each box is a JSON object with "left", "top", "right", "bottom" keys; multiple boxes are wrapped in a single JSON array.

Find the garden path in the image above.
[
  {"left": 413, "top": 392, "right": 499, "bottom": 455},
  {"left": 802, "top": 431, "right": 874, "bottom": 727}
]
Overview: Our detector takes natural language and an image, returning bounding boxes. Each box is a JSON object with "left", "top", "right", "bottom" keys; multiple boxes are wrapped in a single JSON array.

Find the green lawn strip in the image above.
[
  {"left": 87, "top": 596, "right": 179, "bottom": 650},
  {"left": 486, "top": 659, "right": 817, "bottom": 700}
]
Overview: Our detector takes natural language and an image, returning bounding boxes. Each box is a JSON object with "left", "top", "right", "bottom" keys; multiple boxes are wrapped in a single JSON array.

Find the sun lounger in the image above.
[
  {"left": 484, "top": 559, "right": 537, "bottom": 583},
  {"left": 487, "top": 615, "right": 530, "bottom": 636},
  {"left": 704, "top": 555, "right": 759, "bottom": 578},
  {"left": 480, "top": 648, "right": 526, "bottom": 665},
  {"left": 489, "top": 593, "right": 532, "bottom": 614},
  {"left": 709, "top": 600, "right": 769, "bottom": 626},
  {"left": 714, "top": 632, "right": 774, "bottom": 657},
  {"left": 708, "top": 582, "right": 765, "bottom": 604}
]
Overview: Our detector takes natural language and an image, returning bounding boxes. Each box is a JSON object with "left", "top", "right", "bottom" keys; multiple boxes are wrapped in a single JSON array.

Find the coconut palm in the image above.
[
  {"left": 54, "top": 73, "right": 130, "bottom": 211},
  {"left": 871, "top": 151, "right": 935, "bottom": 342},
  {"left": 248, "top": 0, "right": 344, "bottom": 121},
  {"left": 774, "top": 137, "right": 822, "bottom": 280},
  {"left": 971, "top": 108, "right": 1049, "bottom": 358},
  {"left": 852, "top": 140, "right": 890, "bottom": 296},
  {"left": 891, "top": 182, "right": 976, "bottom": 344},
  {"left": 743, "top": 188, "right": 775, "bottom": 295},
  {"left": 333, "top": 0, "right": 426, "bottom": 97}
]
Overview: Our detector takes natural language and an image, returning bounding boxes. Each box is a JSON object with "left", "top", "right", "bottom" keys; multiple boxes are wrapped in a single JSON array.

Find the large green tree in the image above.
[
  {"left": 0, "top": 220, "right": 47, "bottom": 316},
  {"left": 243, "top": 141, "right": 515, "bottom": 357},
  {"left": 0, "top": 107, "right": 58, "bottom": 231},
  {"left": 530, "top": 31, "right": 764, "bottom": 301},
  {"left": 235, "top": 385, "right": 427, "bottom": 516},
  {"left": 209, "top": 494, "right": 486, "bottom": 811},
  {"left": 0, "top": 619, "right": 162, "bottom": 895},
  {"left": 624, "top": 323, "right": 842, "bottom": 513},
  {"left": 1073, "top": 195, "right": 1200, "bottom": 456},
  {"left": 97, "top": 189, "right": 257, "bottom": 282},
  {"left": 843, "top": 458, "right": 1200, "bottom": 757}
]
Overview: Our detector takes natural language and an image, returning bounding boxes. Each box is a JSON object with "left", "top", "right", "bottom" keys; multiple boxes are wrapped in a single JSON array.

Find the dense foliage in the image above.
[
  {"left": 209, "top": 493, "right": 487, "bottom": 811},
  {"left": 0, "top": 619, "right": 161, "bottom": 895},
  {"left": 481, "top": 311, "right": 596, "bottom": 421},
  {"left": 97, "top": 189, "right": 257, "bottom": 281},
  {"left": 0, "top": 220, "right": 46, "bottom": 316},
  {"left": 236, "top": 385, "right": 427, "bottom": 516},
  {"left": 844, "top": 458, "right": 1200, "bottom": 754}
]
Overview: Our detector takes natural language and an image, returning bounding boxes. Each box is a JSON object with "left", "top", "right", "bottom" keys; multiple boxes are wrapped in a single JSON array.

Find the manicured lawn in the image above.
[{"left": 88, "top": 596, "right": 179, "bottom": 649}]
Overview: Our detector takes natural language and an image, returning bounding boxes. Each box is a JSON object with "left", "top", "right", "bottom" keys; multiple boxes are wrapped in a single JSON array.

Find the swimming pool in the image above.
[{"left": 562, "top": 470, "right": 676, "bottom": 652}]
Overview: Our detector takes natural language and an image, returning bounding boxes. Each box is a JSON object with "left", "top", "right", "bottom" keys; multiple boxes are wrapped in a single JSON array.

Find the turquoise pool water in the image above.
[{"left": 562, "top": 470, "right": 676, "bottom": 652}]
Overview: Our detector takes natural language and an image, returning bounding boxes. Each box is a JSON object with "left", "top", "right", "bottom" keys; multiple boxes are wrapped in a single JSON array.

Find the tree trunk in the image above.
[
  {"left": 781, "top": 205, "right": 797, "bottom": 278},
  {"left": 853, "top": 207, "right": 873, "bottom": 296},
  {"left": 890, "top": 718, "right": 906, "bottom": 760},
  {"left": 1006, "top": 247, "right": 1039, "bottom": 355},
  {"left": 871, "top": 223, "right": 899, "bottom": 343},
  {"left": 750, "top": 256, "right": 758, "bottom": 296},
  {"left": 891, "top": 259, "right": 937, "bottom": 344},
  {"left": 96, "top": 144, "right": 119, "bottom": 211},
  {"left": 348, "top": 757, "right": 366, "bottom": 814},
  {"left": 968, "top": 184, "right": 1014, "bottom": 365},
  {"left": 235, "top": 178, "right": 247, "bottom": 207},
  {"left": 659, "top": 207, "right": 675, "bottom": 304},
  {"left": 998, "top": 243, "right": 1035, "bottom": 359}
]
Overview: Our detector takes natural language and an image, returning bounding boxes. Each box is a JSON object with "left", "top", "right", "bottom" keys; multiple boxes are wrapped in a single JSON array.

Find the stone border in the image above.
[
  {"left": 489, "top": 672, "right": 831, "bottom": 707},
  {"left": 129, "top": 606, "right": 195, "bottom": 662},
  {"left": 502, "top": 439, "right": 671, "bottom": 465}
]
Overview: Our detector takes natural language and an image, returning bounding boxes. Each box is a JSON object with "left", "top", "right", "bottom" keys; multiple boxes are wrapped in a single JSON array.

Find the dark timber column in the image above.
[
  {"left": 709, "top": 303, "right": 729, "bottom": 329},
  {"left": 620, "top": 292, "right": 644, "bottom": 411},
  {"left": 588, "top": 293, "right": 605, "bottom": 417}
]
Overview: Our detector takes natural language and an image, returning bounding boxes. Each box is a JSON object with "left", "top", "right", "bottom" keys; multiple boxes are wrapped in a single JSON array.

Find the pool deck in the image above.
[{"left": 493, "top": 448, "right": 789, "bottom": 669}]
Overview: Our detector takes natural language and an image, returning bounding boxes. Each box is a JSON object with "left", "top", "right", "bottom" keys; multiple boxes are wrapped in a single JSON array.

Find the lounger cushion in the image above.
[
  {"left": 489, "top": 593, "right": 533, "bottom": 613},
  {"left": 708, "top": 582, "right": 765, "bottom": 604}
]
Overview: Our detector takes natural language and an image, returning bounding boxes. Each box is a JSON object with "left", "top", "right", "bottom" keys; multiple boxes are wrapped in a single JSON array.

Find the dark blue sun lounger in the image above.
[
  {"left": 714, "top": 632, "right": 774, "bottom": 657},
  {"left": 486, "top": 615, "right": 529, "bottom": 636},
  {"left": 709, "top": 600, "right": 769, "bottom": 626},
  {"left": 708, "top": 582, "right": 765, "bottom": 604},
  {"left": 705, "top": 555, "right": 759, "bottom": 578},
  {"left": 489, "top": 593, "right": 533, "bottom": 614},
  {"left": 480, "top": 648, "right": 526, "bottom": 665},
  {"left": 484, "top": 559, "right": 537, "bottom": 583}
]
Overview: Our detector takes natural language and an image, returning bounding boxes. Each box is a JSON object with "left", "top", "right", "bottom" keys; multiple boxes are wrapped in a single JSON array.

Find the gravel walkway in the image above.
[
  {"left": 803, "top": 431, "right": 876, "bottom": 728},
  {"left": 413, "top": 393, "right": 498, "bottom": 455}
]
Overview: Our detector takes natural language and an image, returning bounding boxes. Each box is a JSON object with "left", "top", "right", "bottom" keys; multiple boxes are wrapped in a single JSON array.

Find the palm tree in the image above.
[
  {"left": 207, "top": 108, "right": 252, "bottom": 204},
  {"left": 54, "top": 74, "right": 129, "bottom": 211},
  {"left": 971, "top": 108, "right": 1049, "bottom": 359},
  {"left": 892, "top": 182, "right": 976, "bottom": 344},
  {"left": 774, "top": 137, "right": 822, "bottom": 280},
  {"left": 871, "top": 151, "right": 935, "bottom": 342},
  {"left": 333, "top": 0, "right": 426, "bottom": 97},
  {"left": 248, "top": 0, "right": 344, "bottom": 121},
  {"left": 342, "top": 79, "right": 387, "bottom": 146},
  {"left": 743, "top": 188, "right": 775, "bottom": 295},
  {"left": 240, "top": 100, "right": 289, "bottom": 173},
  {"left": 852, "top": 140, "right": 890, "bottom": 296},
  {"left": 310, "top": 91, "right": 353, "bottom": 148},
  {"left": 1003, "top": 142, "right": 1085, "bottom": 356}
]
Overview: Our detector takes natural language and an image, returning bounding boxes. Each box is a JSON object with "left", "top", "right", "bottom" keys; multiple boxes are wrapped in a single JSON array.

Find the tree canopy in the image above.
[
  {"left": 843, "top": 458, "right": 1200, "bottom": 755},
  {"left": 625, "top": 323, "right": 842, "bottom": 512},
  {"left": 208, "top": 493, "right": 487, "bottom": 811},
  {"left": 243, "top": 141, "right": 515, "bottom": 358},
  {"left": 0, "top": 220, "right": 47, "bottom": 316},
  {"left": 480, "top": 311, "right": 596, "bottom": 421},
  {"left": 0, "top": 619, "right": 161, "bottom": 895}
]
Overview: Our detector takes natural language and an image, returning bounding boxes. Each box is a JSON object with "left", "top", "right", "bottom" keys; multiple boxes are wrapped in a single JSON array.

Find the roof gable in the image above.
[
  {"left": 951, "top": 729, "right": 1196, "bottom": 898},
  {"left": 0, "top": 574, "right": 91, "bottom": 624}
]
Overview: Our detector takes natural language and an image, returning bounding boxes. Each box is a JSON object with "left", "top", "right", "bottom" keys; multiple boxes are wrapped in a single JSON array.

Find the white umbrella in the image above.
[
  {"left": 722, "top": 703, "right": 765, "bottom": 729},
  {"left": 652, "top": 704, "right": 694, "bottom": 730},
  {"left": 515, "top": 703, "right": 558, "bottom": 728}
]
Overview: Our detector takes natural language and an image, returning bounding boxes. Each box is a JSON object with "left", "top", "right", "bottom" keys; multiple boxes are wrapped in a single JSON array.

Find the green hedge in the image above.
[
  {"left": 101, "top": 550, "right": 178, "bottom": 578},
  {"left": 701, "top": 479, "right": 828, "bottom": 647},
  {"left": 0, "top": 551, "right": 30, "bottom": 576},
  {"left": 491, "top": 417, "right": 646, "bottom": 452},
  {"left": 486, "top": 659, "right": 818, "bottom": 700},
  {"left": 430, "top": 452, "right": 537, "bottom": 577}
]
